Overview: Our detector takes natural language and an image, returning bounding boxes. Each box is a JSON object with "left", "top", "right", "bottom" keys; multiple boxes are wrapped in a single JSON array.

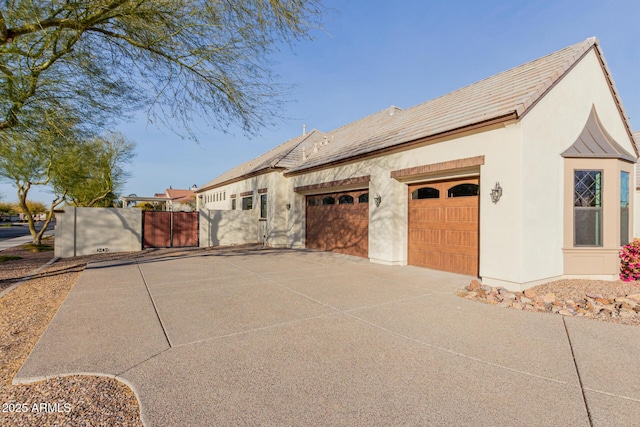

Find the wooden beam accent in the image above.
[
  {"left": 257, "top": 188, "right": 268, "bottom": 194},
  {"left": 294, "top": 175, "right": 370, "bottom": 193},
  {"left": 391, "top": 156, "right": 485, "bottom": 180},
  {"left": 240, "top": 191, "right": 253, "bottom": 197}
]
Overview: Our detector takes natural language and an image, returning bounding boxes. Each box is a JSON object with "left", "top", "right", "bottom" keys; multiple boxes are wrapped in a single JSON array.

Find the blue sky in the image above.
[{"left": 2, "top": 0, "right": 639, "bottom": 203}]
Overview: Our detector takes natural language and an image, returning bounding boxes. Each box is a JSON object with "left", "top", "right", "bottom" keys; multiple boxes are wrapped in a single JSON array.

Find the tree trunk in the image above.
[{"left": 16, "top": 185, "right": 40, "bottom": 245}]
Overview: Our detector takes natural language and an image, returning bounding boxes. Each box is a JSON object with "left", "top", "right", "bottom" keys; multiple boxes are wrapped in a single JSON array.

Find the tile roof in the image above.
[
  {"left": 200, "top": 38, "right": 633, "bottom": 189},
  {"left": 199, "top": 130, "right": 323, "bottom": 190}
]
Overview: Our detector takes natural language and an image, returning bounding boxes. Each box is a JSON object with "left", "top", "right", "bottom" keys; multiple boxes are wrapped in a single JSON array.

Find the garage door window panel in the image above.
[
  {"left": 411, "top": 187, "right": 440, "bottom": 200},
  {"left": 339, "top": 195, "right": 354, "bottom": 204},
  {"left": 322, "top": 196, "right": 335, "bottom": 205},
  {"left": 448, "top": 184, "right": 479, "bottom": 198}
]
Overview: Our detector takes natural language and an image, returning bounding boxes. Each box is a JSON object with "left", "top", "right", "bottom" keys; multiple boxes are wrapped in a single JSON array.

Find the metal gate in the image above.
[{"left": 143, "top": 211, "right": 199, "bottom": 248}]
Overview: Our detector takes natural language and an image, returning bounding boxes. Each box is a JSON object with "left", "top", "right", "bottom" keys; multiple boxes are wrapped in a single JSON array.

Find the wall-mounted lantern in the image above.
[
  {"left": 285, "top": 203, "right": 291, "bottom": 210},
  {"left": 490, "top": 182, "right": 503, "bottom": 204},
  {"left": 374, "top": 193, "right": 382, "bottom": 207}
]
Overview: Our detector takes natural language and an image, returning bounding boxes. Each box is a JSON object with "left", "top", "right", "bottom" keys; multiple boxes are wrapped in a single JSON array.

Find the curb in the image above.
[{"left": 0, "top": 257, "right": 60, "bottom": 300}]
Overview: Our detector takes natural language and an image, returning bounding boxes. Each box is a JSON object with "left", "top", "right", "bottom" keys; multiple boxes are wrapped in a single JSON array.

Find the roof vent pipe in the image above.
[{"left": 302, "top": 124, "right": 306, "bottom": 135}]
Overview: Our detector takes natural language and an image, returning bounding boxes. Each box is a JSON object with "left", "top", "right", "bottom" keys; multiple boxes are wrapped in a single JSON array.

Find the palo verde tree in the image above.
[
  {"left": 53, "top": 131, "right": 135, "bottom": 208},
  {"left": 0, "top": 120, "right": 70, "bottom": 244},
  {"left": 0, "top": 127, "right": 136, "bottom": 244},
  {"left": 0, "top": 1, "right": 325, "bottom": 140}
]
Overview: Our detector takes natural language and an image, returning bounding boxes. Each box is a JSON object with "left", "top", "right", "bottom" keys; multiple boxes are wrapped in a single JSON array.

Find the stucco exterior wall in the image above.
[
  {"left": 55, "top": 207, "right": 142, "bottom": 258},
  {"left": 287, "top": 121, "right": 524, "bottom": 276},
  {"left": 198, "top": 171, "right": 291, "bottom": 248},
  {"left": 199, "top": 209, "right": 258, "bottom": 247},
  {"left": 516, "top": 49, "right": 636, "bottom": 288}
]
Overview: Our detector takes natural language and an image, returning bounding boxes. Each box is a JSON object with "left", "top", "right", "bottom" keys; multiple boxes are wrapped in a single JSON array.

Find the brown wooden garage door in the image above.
[
  {"left": 408, "top": 178, "right": 479, "bottom": 276},
  {"left": 306, "top": 190, "right": 369, "bottom": 257}
]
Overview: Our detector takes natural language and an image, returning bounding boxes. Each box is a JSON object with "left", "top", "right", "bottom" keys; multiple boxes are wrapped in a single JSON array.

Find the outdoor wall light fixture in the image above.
[
  {"left": 374, "top": 193, "right": 382, "bottom": 207},
  {"left": 490, "top": 182, "right": 503, "bottom": 204},
  {"left": 285, "top": 203, "right": 291, "bottom": 210}
]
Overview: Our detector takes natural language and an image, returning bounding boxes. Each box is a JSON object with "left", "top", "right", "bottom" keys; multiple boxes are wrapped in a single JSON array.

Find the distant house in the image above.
[
  {"left": 196, "top": 38, "right": 637, "bottom": 291},
  {"left": 158, "top": 188, "right": 196, "bottom": 212}
]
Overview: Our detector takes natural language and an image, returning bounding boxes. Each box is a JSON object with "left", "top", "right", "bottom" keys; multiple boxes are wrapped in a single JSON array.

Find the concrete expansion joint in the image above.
[
  {"left": 228, "top": 261, "right": 592, "bottom": 394},
  {"left": 562, "top": 316, "right": 593, "bottom": 427},
  {"left": 135, "top": 260, "right": 173, "bottom": 348},
  {"left": 115, "top": 348, "right": 172, "bottom": 379},
  {"left": 171, "top": 312, "right": 342, "bottom": 349}
]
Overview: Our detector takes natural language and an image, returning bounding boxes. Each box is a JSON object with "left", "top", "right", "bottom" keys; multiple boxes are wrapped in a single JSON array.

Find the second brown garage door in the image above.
[
  {"left": 306, "top": 190, "right": 369, "bottom": 257},
  {"left": 408, "top": 178, "right": 479, "bottom": 276}
]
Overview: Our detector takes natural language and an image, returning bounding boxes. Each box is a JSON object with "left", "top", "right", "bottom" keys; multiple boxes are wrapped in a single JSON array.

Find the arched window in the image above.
[
  {"left": 358, "top": 193, "right": 369, "bottom": 203},
  {"left": 411, "top": 187, "right": 439, "bottom": 199},
  {"left": 307, "top": 198, "right": 319, "bottom": 206},
  {"left": 322, "top": 196, "right": 335, "bottom": 205},
  {"left": 448, "top": 184, "right": 479, "bottom": 198},
  {"left": 338, "top": 195, "right": 354, "bottom": 204}
]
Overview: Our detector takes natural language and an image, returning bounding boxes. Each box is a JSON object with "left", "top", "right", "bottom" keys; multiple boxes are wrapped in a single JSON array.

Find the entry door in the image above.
[{"left": 408, "top": 178, "right": 479, "bottom": 276}]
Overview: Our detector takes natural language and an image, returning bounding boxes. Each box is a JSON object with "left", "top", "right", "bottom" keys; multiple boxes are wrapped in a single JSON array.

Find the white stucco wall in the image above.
[
  {"left": 198, "top": 171, "right": 289, "bottom": 247},
  {"left": 287, "top": 122, "right": 524, "bottom": 275},
  {"left": 199, "top": 209, "right": 258, "bottom": 247},
  {"left": 515, "top": 48, "right": 636, "bottom": 288},
  {"left": 55, "top": 207, "right": 142, "bottom": 258}
]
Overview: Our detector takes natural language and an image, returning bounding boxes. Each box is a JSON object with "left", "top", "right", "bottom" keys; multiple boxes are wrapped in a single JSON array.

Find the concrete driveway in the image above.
[{"left": 15, "top": 248, "right": 640, "bottom": 426}]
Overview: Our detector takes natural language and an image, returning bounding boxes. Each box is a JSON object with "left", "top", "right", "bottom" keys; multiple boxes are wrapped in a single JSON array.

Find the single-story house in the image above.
[
  {"left": 155, "top": 188, "right": 197, "bottom": 212},
  {"left": 196, "top": 37, "right": 637, "bottom": 291}
]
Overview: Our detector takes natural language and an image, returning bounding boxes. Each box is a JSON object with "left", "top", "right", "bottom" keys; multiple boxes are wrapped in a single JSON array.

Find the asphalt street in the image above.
[{"left": 0, "top": 222, "right": 55, "bottom": 241}]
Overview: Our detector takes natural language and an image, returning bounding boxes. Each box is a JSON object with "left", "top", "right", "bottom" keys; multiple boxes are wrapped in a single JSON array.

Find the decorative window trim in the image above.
[
  {"left": 391, "top": 156, "right": 485, "bottom": 180},
  {"left": 294, "top": 176, "right": 370, "bottom": 194}
]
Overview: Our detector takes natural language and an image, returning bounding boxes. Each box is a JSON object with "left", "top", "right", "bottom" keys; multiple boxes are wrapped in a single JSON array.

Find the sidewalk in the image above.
[{"left": 0, "top": 234, "right": 36, "bottom": 251}]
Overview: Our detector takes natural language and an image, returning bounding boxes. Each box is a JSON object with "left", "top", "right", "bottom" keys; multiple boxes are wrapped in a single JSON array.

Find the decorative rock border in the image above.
[{"left": 456, "top": 280, "right": 640, "bottom": 320}]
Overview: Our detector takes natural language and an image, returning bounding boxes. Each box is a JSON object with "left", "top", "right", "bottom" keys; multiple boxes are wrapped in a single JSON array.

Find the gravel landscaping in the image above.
[
  {"left": 0, "top": 238, "right": 143, "bottom": 427},
  {"left": 457, "top": 278, "right": 640, "bottom": 326}
]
